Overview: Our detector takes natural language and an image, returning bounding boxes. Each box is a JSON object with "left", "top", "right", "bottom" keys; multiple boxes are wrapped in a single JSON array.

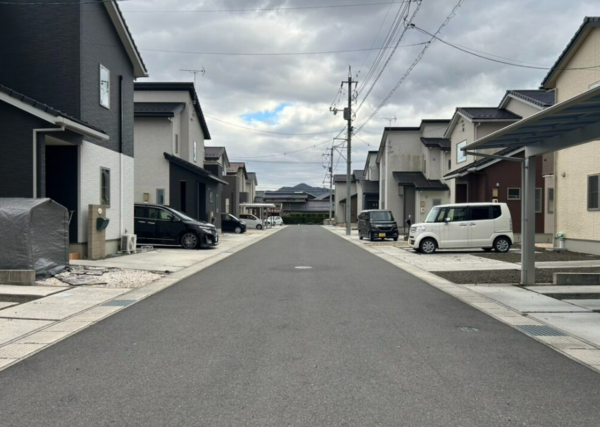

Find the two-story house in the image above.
[
  {"left": 225, "top": 162, "right": 248, "bottom": 216},
  {"left": 334, "top": 174, "right": 358, "bottom": 225},
  {"left": 134, "top": 82, "right": 227, "bottom": 229},
  {"left": 355, "top": 151, "right": 380, "bottom": 213},
  {"left": 0, "top": 0, "right": 147, "bottom": 257},
  {"left": 246, "top": 172, "right": 258, "bottom": 213},
  {"left": 376, "top": 119, "right": 451, "bottom": 231},
  {"left": 443, "top": 90, "right": 555, "bottom": 239}
]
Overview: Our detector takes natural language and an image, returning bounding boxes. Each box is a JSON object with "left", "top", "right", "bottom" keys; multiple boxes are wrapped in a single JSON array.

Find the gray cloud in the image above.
[{"left": 121, "top": 0, "right": 600, "bottom": 189}]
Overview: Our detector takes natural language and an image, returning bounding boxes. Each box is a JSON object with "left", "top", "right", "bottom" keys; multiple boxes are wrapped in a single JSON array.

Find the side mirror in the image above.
[{"left": 445, "top": 217, "right": 451, "bottom": 223}]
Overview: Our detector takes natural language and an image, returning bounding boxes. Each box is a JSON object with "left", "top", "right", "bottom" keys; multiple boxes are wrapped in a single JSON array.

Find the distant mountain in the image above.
[{"left": 275, "top": 183, "right": 329, "bottom": 195}]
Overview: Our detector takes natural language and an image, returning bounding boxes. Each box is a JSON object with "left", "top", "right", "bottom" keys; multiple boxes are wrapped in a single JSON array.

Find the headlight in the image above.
[
  {"left": 197, "top": 225, "right": 215, "bottom": 232},
  {"left": 241, "top": 221, "right": 246, "bottom": 225},
  {"left": 415, "top": 226, "right": 426, "bottom": 232}
]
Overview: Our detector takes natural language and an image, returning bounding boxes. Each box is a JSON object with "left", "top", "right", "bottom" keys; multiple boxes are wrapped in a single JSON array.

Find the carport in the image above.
[
  {"left": 464, "top": 85, "right": 600, "bottom": 285},
  {"left": 239, "top": 203, "right": 276, "bottom": 223}
]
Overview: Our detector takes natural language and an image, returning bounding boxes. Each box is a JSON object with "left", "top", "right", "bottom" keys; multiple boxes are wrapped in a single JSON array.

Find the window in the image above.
[
  {"left": 448, "top": 159, "right": 451, "bottom": 172},
  {"left": 535, "top": 188, "right": 543, "bottom": 213},
  {"left": 100, "top": 168, "right": 110, "bottom": 206},
  {"left": 134, "top": 206, "right": 145, "bottom": 218},
  {"left": 588, "top": 175, "right": 599, "bottom": 210},
  {"left": 432, "top": 198, "right": 442, "bottom": 207},
  {"left": 456, "top": 140, "right": 467, "bottom": 164},
  {"left": 100, "top": 65, "right": 110, "bottom": 109},
  {"left": 423, "top": 158, "right": 427, "bottom": 174},
  {"left": 156, "top": 189, "right": 165, "bottom": 205},
  {"left": 547, "top": 188, "right": 555, "bottom": 214},
  {"left": 446, "top": 207, "right": 468, "bottom": 222},
  {"left": 491, "top": 205, "right": 501, "bottom": 219},
  {"left": 193, "top": 141, "right": 197, "bottom": 162},
  {"left": 174, "top": 134, "right": 179, "bottom": 154},
  {"left": 157, "top": 209, "right": 174, "bottom": 221},
  {"left": 180, "top": 181, "right": 187, "bottom": 212},
  {"left": 147, "top": 208, "right": 158, "bottom": 219},
  {"left": 426, "top": 207, "right": 447, "bottom": 223},
  {"left": 470, "top": 206, "right": 491, "bottom": 221},
  {"left": 507, "top": 188, "right": 521, "bottom": 200}
]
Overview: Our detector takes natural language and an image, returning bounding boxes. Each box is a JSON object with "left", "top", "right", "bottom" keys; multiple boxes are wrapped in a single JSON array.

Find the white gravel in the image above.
[{"left": 37, "top": 266, "right": 165, "bottom": 289}]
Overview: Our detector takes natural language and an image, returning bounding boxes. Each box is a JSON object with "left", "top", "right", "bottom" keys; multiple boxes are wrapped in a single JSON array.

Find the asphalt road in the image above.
[{"left": 1, "top": 226, "right": 600, "bottom": 426}]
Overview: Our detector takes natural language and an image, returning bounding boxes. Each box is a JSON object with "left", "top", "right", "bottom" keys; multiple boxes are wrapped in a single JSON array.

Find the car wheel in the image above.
[
  {"left": 181, "top": 232, "right": 199, "bottom": 250},
  {"left": 494, "top": 236, "right": 511, "bottom": 253},
  {"left": 393, "top": 237, "right": 399, "bottom": 242},
  {"left": 234, "top": 226, "right": 242, "bottom": 234},
  {"left": 359, "top": 232, "right": 363, "bottom": 240},
  {"left": 419, "top": 238, "right": 436, "bottom": 254},
  {"left": 257, "top": 224, "right": 263, "bottom": 230},
  {"left": 369, "top": 232, "right": 376, "bottom": 242}
]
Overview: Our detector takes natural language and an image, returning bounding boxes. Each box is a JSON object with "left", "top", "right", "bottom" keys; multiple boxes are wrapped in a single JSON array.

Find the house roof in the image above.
[
  {"left": 204, "top": 146, "right": 225, "bottom": 159},
  {"left": 315, "top": 193, "right": 333, "bottom": 201},
  {"left": 352, "top": 170, "right": 364, "bottom": 181},
  {"left": 0, "top": 83, "right": 107, "bottom": 140},
  {"left": 498, "top": 90, "right": 556, "bottom": 109},
  {"left": 334, "top": 174, "right": 357, "bottom": 183},
  {"left": 443, "top": 146, "right": 524, "bottom": 180},
  {"left": 163, "top": 152, "right": 228, "bottom": 185},
  {"left": 103, "top": 0, "right": 148, "bottom": 78},
  {"left": 227, "top": 162, "right": 247, "bottom": 176},
  {"left": 457, "top": 108, "right": 522, "bottom": 121},
  {"left": 541, "top": 17, "right": 600, "bottom": 88},
  {"left": 338, "top": 194, "right": 357, "bottom": 204},
  {"left": 134, "top": 82, "right": 211, "bottom": 139},
  {"left": 420, "top": 137, "right": 451, "bottom": 151},
  {"left": 247, "top": 172, "right": 258, "bottom": 185},
  {"left": 134, "top": 102, "right": 185, "bottom": 118},
  {"left": 282, "top": 200, "right": 331, "bottom": 213},
  {"left": 392, "top": 172, "right": 449, "bottom": 191},
  {"left": 359, "top": 179, "right": 379, "bottom": 194}
]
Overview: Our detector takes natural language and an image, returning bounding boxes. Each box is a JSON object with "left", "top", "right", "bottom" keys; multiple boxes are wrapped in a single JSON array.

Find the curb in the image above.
[
  {"left": 323, "top": 226, "right": 600, "bottom": 374},
  {"left": 0, "top": 227, "right": 286, "bottom": 372}
]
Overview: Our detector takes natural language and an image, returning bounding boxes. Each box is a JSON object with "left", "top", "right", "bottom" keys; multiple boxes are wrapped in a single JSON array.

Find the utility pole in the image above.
[
  {"left": 330, "top": 67, "right": 356, "bottom": 236},
  {"left": 328, "top": 145, "right": 334, "bottom": 223}
]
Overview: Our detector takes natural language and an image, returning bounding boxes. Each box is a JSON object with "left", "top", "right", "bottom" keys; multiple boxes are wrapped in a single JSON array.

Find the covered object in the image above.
[{"left": 0, "top": 198, "right": 69, "bottom": 277}]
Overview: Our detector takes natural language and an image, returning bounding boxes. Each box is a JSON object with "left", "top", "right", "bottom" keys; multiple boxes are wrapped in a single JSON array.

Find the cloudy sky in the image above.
[{"left": 121, "top": 0, "right": 600, "bottom": 191}]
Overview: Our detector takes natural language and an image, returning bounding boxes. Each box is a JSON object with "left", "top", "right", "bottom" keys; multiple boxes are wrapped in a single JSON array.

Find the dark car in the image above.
[
  {"left": 358, "top": 210, "right": 399, "bottom": 241},
  {"left": 221, "top": 213, "right": 247, "bottom": 234},
  {"left": 134, "top": 204, "right": 219, "bottom": 249}
]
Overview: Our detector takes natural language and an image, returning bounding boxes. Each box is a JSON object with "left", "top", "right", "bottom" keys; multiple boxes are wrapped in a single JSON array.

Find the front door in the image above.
[{"left": 440, "top": 206, "right": 469, "bottom": 248}]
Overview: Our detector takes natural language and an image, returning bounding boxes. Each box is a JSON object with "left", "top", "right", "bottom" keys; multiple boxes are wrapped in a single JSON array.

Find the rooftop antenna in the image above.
[
  {"left": 180, "top": 68, "right": 206, "bottom": 86},
  {"left": 383, "top": 116, "right": 397, "bottom": 128}
]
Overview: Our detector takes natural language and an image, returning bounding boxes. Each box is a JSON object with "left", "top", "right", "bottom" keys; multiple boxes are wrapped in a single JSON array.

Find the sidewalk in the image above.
[
  {"left": 0, "top": 227, "right": 284, "bottom": 371},
  {"left": 324, "top": 225, "right": 600, "bottom": 373}
]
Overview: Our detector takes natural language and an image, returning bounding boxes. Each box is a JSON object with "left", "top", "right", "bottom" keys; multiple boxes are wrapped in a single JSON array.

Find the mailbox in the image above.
[{"left": 96, "top": 217, "right": 110, "bottom": 231}]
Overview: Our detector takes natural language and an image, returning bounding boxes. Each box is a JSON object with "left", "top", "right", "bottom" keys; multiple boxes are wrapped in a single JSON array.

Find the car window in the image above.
[
  {"left": 492, "top": 205, "right": 501, "bottom": 219},
  {"left": 446, "top": 207, "right": 468, "bottom": 222},
  {"left": 134, "top": 206, "right": 146, "bottom": 218},
  {"left": 370, "top": 211, "right": 393, "bottom": 221},
  {"left": 470, "top": 206, "right": 491, "bottom": 221},
  {"left": 147, "top": 208, "right": 159, "bottom": 219},
  {"left": 157, "top": 209, "right": 174, "bottom": 221},
  {"left": 425, "top": 207, "right": 446, "bottom": 223}
]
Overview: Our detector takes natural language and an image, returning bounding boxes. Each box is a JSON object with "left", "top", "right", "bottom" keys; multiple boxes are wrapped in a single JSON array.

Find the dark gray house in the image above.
[
  {"left": 134, "top": 83, "right": 227, "bottom": 229},
  {"left": 0, "top": 0, "right": 148, "bottom": 256},
  {"left": 224, "top": 162, "right": 249, "bottom": 216}
]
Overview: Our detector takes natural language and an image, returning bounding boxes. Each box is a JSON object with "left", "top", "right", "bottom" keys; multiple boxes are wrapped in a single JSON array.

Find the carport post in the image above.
[{"left": 520, "top": 153, "right": 536, "bottom": 285}]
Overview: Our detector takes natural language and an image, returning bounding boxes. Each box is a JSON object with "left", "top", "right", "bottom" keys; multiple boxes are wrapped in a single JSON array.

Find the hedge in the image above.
[{"left": 281, "top": 213, "right": 329, "bottom": 224}]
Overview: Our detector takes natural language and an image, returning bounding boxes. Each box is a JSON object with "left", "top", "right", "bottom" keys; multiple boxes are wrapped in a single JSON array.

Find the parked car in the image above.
[
  {"left": 134, "top": 204, "right": 218, "bottom": 250},
  {"left": 267, "top": 216, "right": 284, "bottom": 226},
  {"left": 409, "top": 203, "right": 513, "bottom": 254},
  {"left": 239, "top": 214, "right": 264, "bottom": 229},
  {"left": 222, "top": 213, "right": 247, "bottom": 234},
  {"left": 358, "top": 210, "right": 399, "bottom": 241}
]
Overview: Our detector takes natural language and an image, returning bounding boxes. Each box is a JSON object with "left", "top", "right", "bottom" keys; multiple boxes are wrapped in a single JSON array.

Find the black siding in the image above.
[{"left": 223, "top": 175, "right": 240, "bottom": 216}]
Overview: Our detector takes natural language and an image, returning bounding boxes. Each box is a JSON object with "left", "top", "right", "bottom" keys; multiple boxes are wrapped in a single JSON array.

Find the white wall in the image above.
[{"left": 78, "top": 141, "right": 134, "bottom": 247}]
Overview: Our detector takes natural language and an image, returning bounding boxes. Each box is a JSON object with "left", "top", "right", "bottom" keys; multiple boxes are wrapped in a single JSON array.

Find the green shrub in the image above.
[{"left": 281, "top": 213, "right": 328, "bottom": 224}]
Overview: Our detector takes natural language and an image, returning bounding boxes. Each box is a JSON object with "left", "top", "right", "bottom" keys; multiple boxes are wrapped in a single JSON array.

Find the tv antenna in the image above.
[
  {"left": 181, "top": 68, "right": 206, "bottom": 85},
  {"left": 383, "top": 116, "right": 397, "bottom": 128}
]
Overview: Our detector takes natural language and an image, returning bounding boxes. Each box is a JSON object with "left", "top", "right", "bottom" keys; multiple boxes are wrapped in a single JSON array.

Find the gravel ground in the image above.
[
  {"left": 473, "top": 248, "right": 600, "bottom": 263},
  {"left": 36, "top": 266, "right": 165, "bottom": 289},
  {"left": 433, "top": 267, "right": 600, "bottom": 284}
]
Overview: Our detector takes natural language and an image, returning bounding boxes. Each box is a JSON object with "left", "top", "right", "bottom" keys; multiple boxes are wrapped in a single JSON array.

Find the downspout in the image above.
[
  {"left": 384, "top": 136, "right": 389, "bottom": 209},
  {"left": 119, "top": 76, "right": 124, "bottom": 239},
  {"left": 32, "top": 127, "right": 65, "bottom": 198}
]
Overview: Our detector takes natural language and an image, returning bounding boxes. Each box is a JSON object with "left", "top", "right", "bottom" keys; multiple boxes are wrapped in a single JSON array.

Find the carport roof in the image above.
[
  {"left": 465, "top": 85, "right": 600, "bottom": 154},
  {"left": 393, "top": 172, "right": 448, "bottom": 191},
  {"left": 163, "top": 152, "right": 228, "bottom": 185}
]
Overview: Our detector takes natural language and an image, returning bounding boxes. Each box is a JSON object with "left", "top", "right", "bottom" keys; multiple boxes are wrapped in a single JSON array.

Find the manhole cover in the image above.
[
  {"left": 295, "top": 266, "right": 312, "bottom": 270},
  {"left": 458, "top": 327, "right": 479, "bottom": 332}
]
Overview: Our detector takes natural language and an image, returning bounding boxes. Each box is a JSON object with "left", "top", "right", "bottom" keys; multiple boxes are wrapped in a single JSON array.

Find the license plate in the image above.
[{"left": 378, "top": 233, "right": 386, "bottom": 238}]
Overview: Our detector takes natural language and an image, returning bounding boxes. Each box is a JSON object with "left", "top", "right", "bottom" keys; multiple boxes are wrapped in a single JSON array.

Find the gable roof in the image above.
[
  {"left": 392, "top": 172, "right": 448, "bottom": 191},
  {"left": 163, "top": 152, "right": 228, "bottom": 185},
  {"left": 0, "top": 83, "right": 107, "bottom": 140},
  {"left": 359, "top": 179, "right": 379, "bottom": 194},
  {"left": 103, "top": 1, "right": 148, "bottom": 78},
  {"left": 443, "top": 146, "right": 525, "bottom": 180},
  {"left": 352, "top": 170, "right": 364, "bottom": 181},
  {"left": 204, "top": 146, "right": 225, "bottom": 159},
  {"left": 134, "top": 82, "right": 211, "bottom": 139},
  {"left": 420, "top": 137, "right": 451, "bottom": 151},
  {"left": 444, "top": 107, "right": 522, "bottom": 138},
  {"left": 541, "top": 17, "right": 600, "bottom": 89},
  {"left": 227, "top": 162, "right": 248, "bottom": 179},
  {"left": 498, "top": 90, "right": 556, "bottom": 109},
  {"left": 334, "top": 174, "right": 357, "bottom": 183},
  {"left": 134, "top": 102, "right": 185, "bottom": 118}
]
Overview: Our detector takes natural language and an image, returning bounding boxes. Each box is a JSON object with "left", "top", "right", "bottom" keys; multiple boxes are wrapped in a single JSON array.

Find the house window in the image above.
[
  {"left": 547, "top": 188, "right": 555, "bottom": 214},
  {"left": 193, "top": 141, "right": 197, "bottom": 162},
  {"left": 432, "top": 198, "right": 442, "bottom": 207},
  {"left": 156, "top": 188, "right": 165, "bottom": 205},
  {"left": 100, "top": 65, "right": 110, "bottom": 109},
  {"left": 174, "top": 134, "right": 179, "bottom": 154},
  {"left": 448, "top": 159, "right": 451, "bottom": 171},
  {"left": 423, "top": 158, "right": 427, "bottom": 174},
  {"left": 588, "top": 175, "right": 599, "bottom": 210},
  {"left": 535, "top": 188, "right": 543, "bottom": 213},
  {"left": 507, "top": 188, "right": 521, "bottom": 200},
  {"left": 456, "top": 140, "right": 467, "bottom": 164},
  {"left": 100, "top": 168, "right": 110, "bottom": 206}
]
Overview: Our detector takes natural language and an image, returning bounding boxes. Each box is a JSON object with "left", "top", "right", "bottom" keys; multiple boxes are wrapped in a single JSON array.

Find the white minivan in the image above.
[{"left": 409, "top": 203, "right": 513, "bottom": 254}]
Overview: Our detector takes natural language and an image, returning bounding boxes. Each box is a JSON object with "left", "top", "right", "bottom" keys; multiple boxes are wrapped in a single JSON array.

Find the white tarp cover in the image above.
[{"left": 0, "top": 198, "right": 69, "bottom": 277}]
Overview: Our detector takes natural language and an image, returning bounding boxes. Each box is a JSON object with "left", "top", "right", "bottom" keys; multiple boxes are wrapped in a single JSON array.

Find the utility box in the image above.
[{"left": 0, "top": 198, "right": 69, "bottom": 280}]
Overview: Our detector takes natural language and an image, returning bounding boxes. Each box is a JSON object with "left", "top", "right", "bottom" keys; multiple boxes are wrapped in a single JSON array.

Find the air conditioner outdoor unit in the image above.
[{"left": 121, "top": 234, "right": 137, "bottom": 254}]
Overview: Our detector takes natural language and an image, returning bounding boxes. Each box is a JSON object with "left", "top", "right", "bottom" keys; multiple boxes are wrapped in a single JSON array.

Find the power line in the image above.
[
  {"left": 206, "top": 116, "right": 344, "bottom": 136},
  {"left": 355, "top": 0, "right": 466, "bottom": 135},
  {"left": 0, "top": 0, "right": 129, "bottom": 4},
  {"left": 121, "top": 1, "right": 404, "bottom": 13}
]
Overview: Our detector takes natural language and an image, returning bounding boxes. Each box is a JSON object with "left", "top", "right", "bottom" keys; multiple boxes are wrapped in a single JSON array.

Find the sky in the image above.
[{"left": 119, "top": 0, "right": 600, "bottom": 191}]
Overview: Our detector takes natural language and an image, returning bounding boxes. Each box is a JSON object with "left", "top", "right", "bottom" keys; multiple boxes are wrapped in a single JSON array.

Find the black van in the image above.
[
  {"left": 134, "top": 204, "right": 219, "bottom": 249},
  {"left": 358, "top": 210, "right": 399, "bottom": 241},
  {"left": 221, "top": 213, "right": 247, "bottom": 234}
]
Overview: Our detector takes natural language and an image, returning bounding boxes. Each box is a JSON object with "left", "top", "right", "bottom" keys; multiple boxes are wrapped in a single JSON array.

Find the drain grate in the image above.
[
  {"left": 101, "top": 299, "right": 136, "bottom": 307},
  {"left": 516, "top": 325, "right": 566, "bottom": 337}
]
